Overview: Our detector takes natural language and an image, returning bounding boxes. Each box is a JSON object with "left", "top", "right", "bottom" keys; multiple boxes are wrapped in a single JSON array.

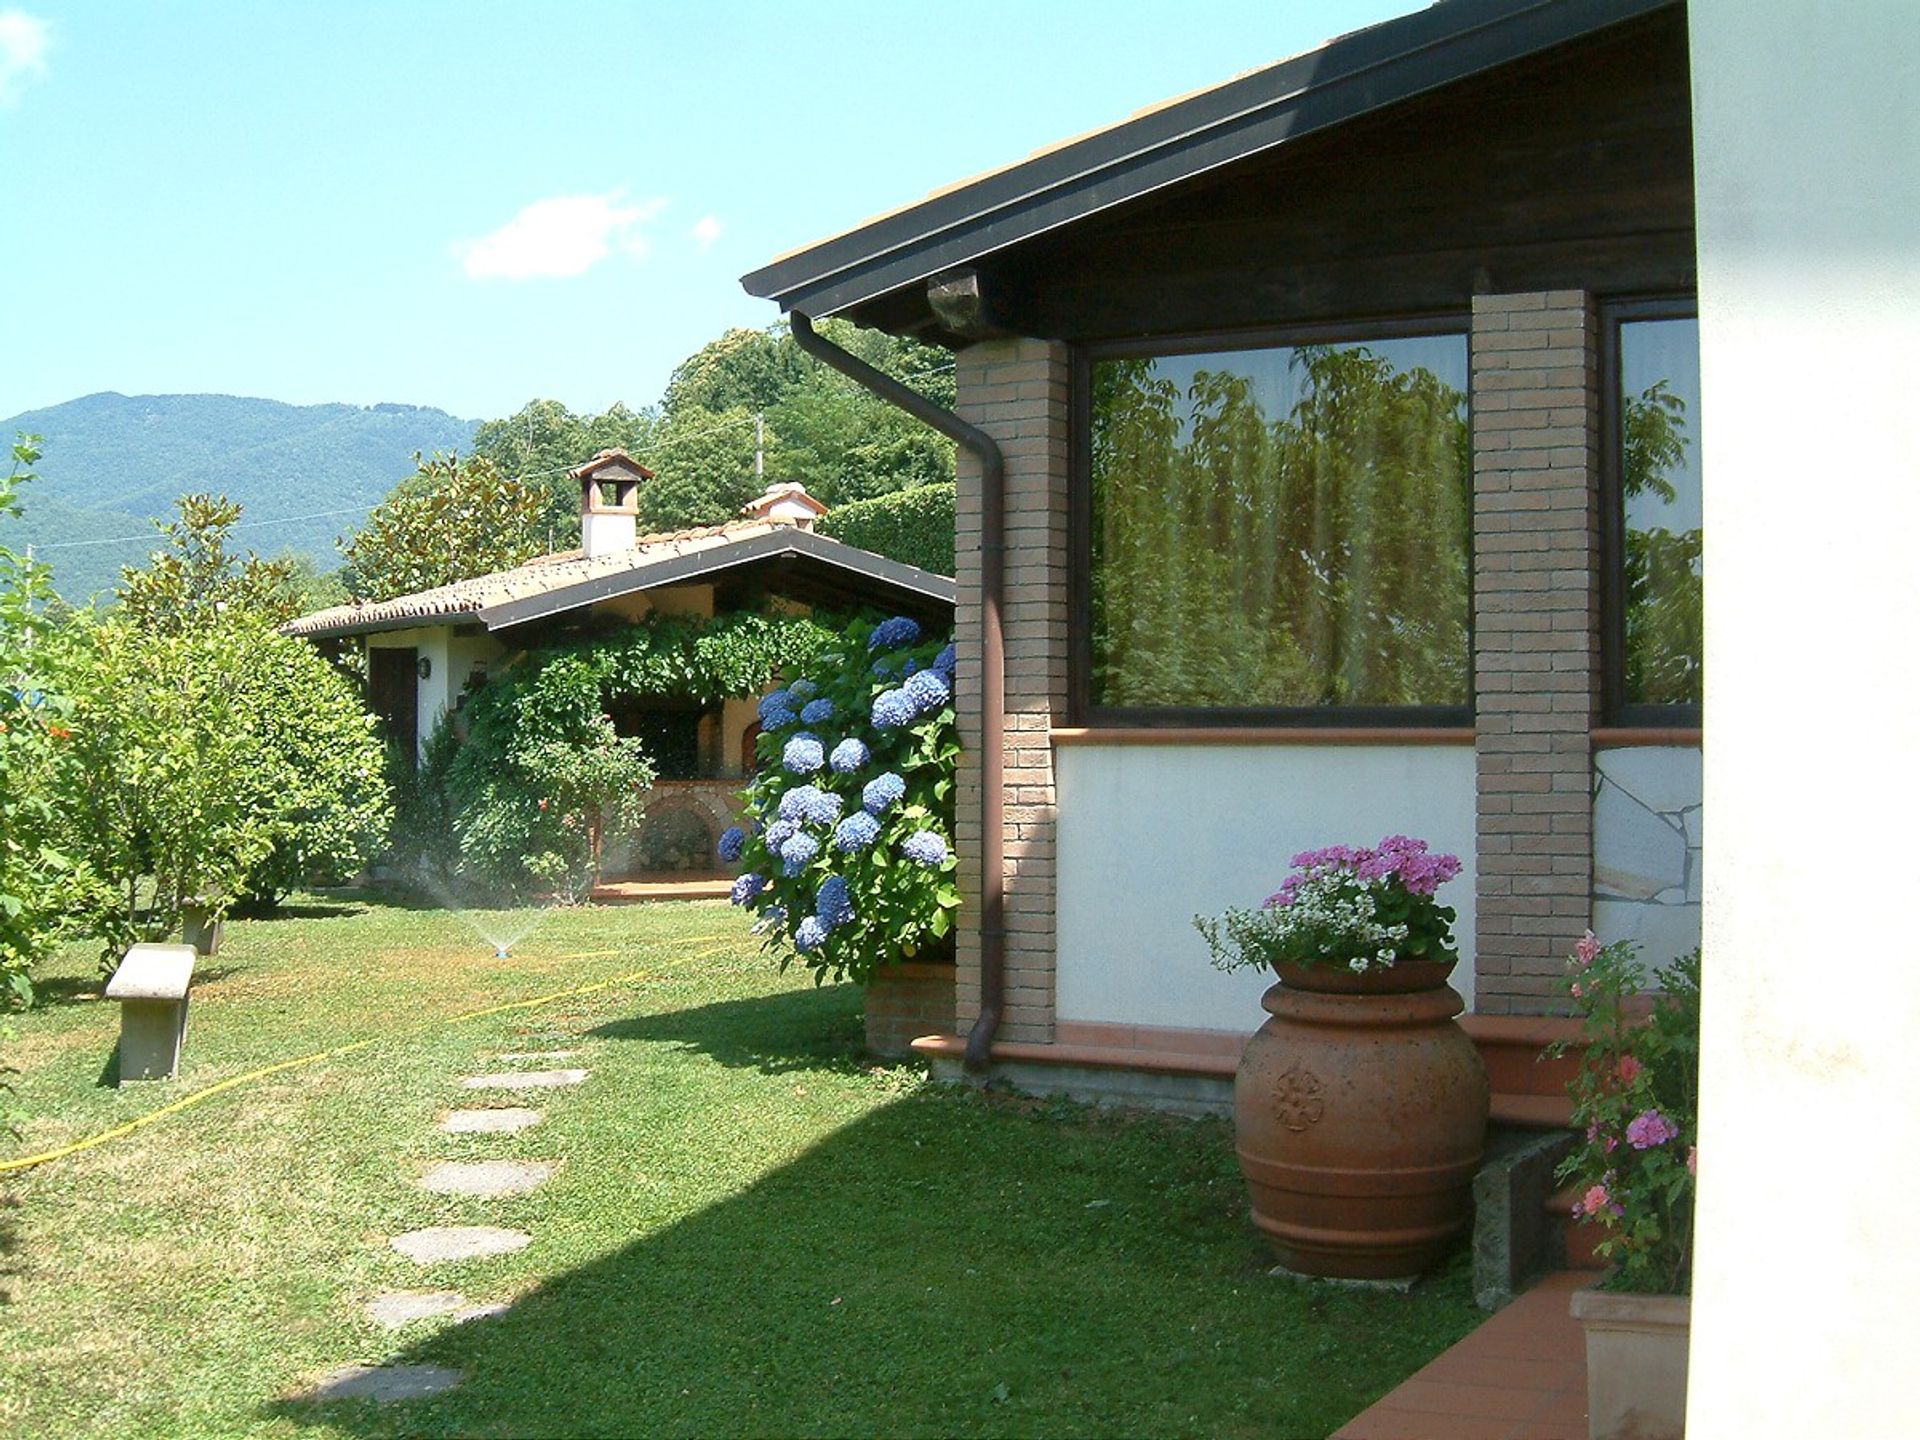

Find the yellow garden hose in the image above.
[{"left": 0, "top": 936, "right": 728, "bottom": 1176}]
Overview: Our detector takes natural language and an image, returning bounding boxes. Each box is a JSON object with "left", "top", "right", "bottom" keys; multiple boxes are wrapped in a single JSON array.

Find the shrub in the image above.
[
  {"left": 725, "top": 615, "right": 959, "bottom": 984},
  {"left": 816, "top": 482, "right": 955, "bottom": 577}
]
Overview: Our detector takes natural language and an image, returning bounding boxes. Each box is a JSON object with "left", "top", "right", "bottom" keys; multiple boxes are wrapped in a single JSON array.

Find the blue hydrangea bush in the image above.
[{"left": 719, "top": 615, "right": 959, "bottom": 984}]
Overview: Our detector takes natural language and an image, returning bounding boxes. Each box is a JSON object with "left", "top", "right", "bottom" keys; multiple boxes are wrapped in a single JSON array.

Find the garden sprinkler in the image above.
[{"left": 494, "top": 944, "right": 512, "bottom": 960}]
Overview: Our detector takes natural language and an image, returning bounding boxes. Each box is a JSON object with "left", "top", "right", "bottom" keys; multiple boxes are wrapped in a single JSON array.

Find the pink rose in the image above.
[
  {"left": 1581, "top": 1183, "right": 1610, "bottom": 1217},
  {"left": 1687, "top": 1146, "right": 1698, "bottom": 1176},
  {"left": 1616, "top": 1055, "right": 1644, "bottom": 1085},
  {"left": 1574, "top": 930, "right": 1601, "bottom": 967}
]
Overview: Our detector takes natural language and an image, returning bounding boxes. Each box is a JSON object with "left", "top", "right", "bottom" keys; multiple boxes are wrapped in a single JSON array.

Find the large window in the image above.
[
  {"left": 1082, "top": 329, "right": 1471, "bottom": 721},
  {"left": 1610, "top": 310, "right": 1702, "bottom": 721}
]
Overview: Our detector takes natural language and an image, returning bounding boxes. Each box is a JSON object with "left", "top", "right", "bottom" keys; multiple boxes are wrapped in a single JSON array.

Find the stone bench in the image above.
[{"left": 105, "top": 943, "right": 197, "bottom": 1083}]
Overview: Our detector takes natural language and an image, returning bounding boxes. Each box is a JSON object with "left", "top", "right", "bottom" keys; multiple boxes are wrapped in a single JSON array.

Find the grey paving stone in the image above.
[
  {"left": 454, "top": 1300, "right": 512, "bottom": 1323},
  {"left": 389, "top": 1226, "right": 531, "bottom": 1264},
  {"left": 497, "top": 1049, "right": 578, "bottom": 1062},
  {"left": 460, "top": 1068, "right": 588, "bottom": 1091},
  {"left": 306, "top": 1364, "right": 463, "bottom": 1402},
  {"left": 363, "top": 1290, "right": 468, "bottom": 1329},
  {"left": 420, "top": 1159, "right": 556, "bottom": 1197},
  {"left": 439, "top": 1107, "right": 543, "bottom": 1135}
]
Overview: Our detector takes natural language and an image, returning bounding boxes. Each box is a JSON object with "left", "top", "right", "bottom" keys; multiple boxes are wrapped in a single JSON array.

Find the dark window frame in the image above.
[
  {"left": 1069, "top": 314, "right": 1476, "bottom": 729},
  {"left": 1600, "top": 296, "right": 1702, "bottom": 729}
]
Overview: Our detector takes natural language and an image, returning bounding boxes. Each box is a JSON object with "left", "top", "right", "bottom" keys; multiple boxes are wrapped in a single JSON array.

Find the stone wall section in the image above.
[
  {"left": 952, "top": 338, "right": 1071, "bottom": 1044},
  {"left": 1471, "top": 292, "right": 1601, "bottom": 1014}
]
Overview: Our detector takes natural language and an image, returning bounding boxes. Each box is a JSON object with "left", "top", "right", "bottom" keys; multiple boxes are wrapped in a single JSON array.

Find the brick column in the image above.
[
  {"left": 1471, "top": 292, "right": 1600, "bottom": 1014},
  {"left": 952, "top": 338, "right": 1070, "bottom": 1045}
]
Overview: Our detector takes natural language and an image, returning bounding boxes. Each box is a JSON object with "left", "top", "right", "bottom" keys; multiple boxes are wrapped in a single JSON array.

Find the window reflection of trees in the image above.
[
  {"left": 1620, "top": 353, "right": 1703, "bottom": 708},
  {"left": 1091, "top": 342, "right": 1470, "bottom": 710}
]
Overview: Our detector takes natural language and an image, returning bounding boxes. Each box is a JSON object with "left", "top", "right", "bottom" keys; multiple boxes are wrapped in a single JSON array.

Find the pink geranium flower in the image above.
[
  {"left": 1574, "top": 930, "right": 1600, "bottom": 967},
  {"left": 1581, "top": 1183, "right": 1610, "bottom": 1217},
  {"left": 1626, "top": 1110, "right": 1679, "bottom": 1150},
  {"left": 1616, "top": 1055, "right": 1644, "bottom": 1085}
]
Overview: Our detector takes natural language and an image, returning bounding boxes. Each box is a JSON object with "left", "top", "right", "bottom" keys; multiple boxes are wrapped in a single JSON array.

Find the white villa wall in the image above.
[
  {"left": 366, "top": 625, "right": 504, "bottom": 758},
  {"left": 1592, "top": 746, "right": 1701, "bottom": 968},
  {"left": 1055, "top": 744, "right": 1478, "bottom": 1035},
  {"left": 1689, "top": 0, "right": 1920, "bottom": 1432}
]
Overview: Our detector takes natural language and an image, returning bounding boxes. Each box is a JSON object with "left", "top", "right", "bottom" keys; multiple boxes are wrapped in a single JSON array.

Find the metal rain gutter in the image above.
[{"left": 788, "top": 312, "right": 1006, "bottom": 1072}]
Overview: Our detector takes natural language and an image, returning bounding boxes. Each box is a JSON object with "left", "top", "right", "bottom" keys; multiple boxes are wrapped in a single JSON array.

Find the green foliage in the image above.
[
  {"left": 637, "top": 406, "right": 765, "bottom": 532},
  {"left": 1554, "top": 938, "right": 1700, "bottom": 1294},
  {"left": 1091, "top": 342, "right": 1470, "bottom": 708},
  {"left": 0, "top": 392, "right": 477, "bottom": 602},
  {"left": 1621, "top": 380, "right": 1702, "bottom": 706},
  {"left": 337, "top": 452, "right": 550, "bottom": 601},
  {"left": 118, "top": 493, "right": 302, "bottom": 632},
  {"left": 816, "top": 482, "right": 956, "bottom": 576},
  {"left": 469, "top": 398, "right": 655, "bottom": 540},
  {"left": 0, "top": 436, "right": 78, "bottom": 1008},
  {"left": 728, "top": 616, "right": 959, "bottom": 985},
  {"left": 435, "top": 613, "right": 831, "bottom": 898}
]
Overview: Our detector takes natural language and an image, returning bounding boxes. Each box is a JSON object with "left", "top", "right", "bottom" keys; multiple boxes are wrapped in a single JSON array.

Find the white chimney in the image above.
[
  {"left": 741, "top": 481, "right": 829, "bottom": 532},
  {"left": 568, "top": 450, "right": 654, "bottom": 557}
]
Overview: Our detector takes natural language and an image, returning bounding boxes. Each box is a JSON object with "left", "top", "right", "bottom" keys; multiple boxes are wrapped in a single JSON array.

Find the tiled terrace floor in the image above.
[{"left": 1333, "top": 1270, "right": 1591, "bottom": 1440}]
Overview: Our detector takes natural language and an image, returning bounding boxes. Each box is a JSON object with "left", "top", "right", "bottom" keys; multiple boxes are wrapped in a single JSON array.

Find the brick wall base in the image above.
[{"left": 863, "top": 962, "right": 958, "bottom": 1060}]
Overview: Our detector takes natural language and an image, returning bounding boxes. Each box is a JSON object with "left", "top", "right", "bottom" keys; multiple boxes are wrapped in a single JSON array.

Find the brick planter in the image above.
[{"left": 863, "top": 961, "right": 957, "bottom": 1060}]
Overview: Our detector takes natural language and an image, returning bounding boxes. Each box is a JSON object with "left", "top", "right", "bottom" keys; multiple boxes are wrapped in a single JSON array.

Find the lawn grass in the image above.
[{"left": 0, "top": 895, "right": 1483, "bottom": 1438}]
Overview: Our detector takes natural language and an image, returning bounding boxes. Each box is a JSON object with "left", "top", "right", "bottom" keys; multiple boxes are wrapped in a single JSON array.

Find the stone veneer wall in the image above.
[
  {"left": 951, "top": 338, "right": 1071, "bottom": 1045},
  {"left": 1471, "top": 292, "right": 1601, "bottom": 1015},
  {"left": 1592, "top": 746, "right": 1702, "bottom": 966}
]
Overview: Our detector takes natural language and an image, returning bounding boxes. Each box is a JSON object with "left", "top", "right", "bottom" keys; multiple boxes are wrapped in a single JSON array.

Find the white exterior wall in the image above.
[
  {"left": 1690, "top": 2, "right": 1920, "bottom": 1434},
  {"left": 1055, "top": 744, "right": 1478, "bottom": 1034},
  {"left": 366, "top": 625, "right": 504, "bottom": 758}
]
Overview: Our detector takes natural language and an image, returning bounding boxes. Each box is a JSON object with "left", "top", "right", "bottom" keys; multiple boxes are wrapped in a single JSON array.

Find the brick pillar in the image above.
[
  {"left": 952, "top": 338, "right": 1070, "bottom": 1044},
  {"left": 1471, "top": 292, "right": 1600, "bottom": 1015}
]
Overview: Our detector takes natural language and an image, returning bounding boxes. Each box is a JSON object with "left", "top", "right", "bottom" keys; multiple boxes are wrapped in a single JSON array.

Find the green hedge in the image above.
[{"left": 817, "top": 482, "right": 955, "bottom": 578}]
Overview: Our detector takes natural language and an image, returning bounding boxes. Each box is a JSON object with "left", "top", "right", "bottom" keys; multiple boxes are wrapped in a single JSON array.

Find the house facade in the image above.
[
  {"left": 287, "top": 451, "right": 954, "bottom": 882},
  {"left": 745, "top": 0, "right": 1701, "bottom": 1100}
]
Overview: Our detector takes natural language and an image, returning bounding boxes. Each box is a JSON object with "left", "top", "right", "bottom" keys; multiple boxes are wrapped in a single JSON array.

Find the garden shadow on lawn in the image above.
[
  {"left": 588, "top": 984, "right": 872, "bottom": 1078},
  {"left": 268, "top": 1083, "right": 1477, "bottom": 1439}
]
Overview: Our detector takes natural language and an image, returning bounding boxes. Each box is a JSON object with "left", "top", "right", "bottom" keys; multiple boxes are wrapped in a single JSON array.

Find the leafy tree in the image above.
[
  {"left": 637, "top": 406, "right": 765, "bottom": 531},
  {"left": 336, "top": 452, "right": 548, "bottom": 601},
  {"left": 118, "top": 493, "right": 303, "bottom": 632},
  {"left": 662, "top": 327, "right": 813, "bottom": 417},
  {"left": 470, "top": 399, "right": 654, "bottom": 540},
  {"left": 0, "top": 436, "right": 79, "bottom": 1007}
]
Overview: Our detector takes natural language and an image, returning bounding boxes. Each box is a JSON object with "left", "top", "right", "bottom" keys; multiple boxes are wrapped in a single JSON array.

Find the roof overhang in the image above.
[{"left": 741, "top": 0, "right": 1678, "bottom": 330}]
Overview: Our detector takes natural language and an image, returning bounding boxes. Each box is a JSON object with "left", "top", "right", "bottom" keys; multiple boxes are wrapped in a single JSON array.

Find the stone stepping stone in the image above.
[
  {"left": 440, "top": 1107, "right": 543, "bottom": 1135},
  {"left": 390, "top": 1226, "right": 531, "bottom": 1264},
  {"left": 364, "top": 1290, "right": 469, "bottom": 1329},
  {"left": 454, "top": 1300, "right": 511, "bottom": 1323},
  {"left": 306, "top": 1364, "right": 463, "bottom": 1403},
  {"left": 460, "top": 1068, "right": 587, "bottom": 1091},
  {"left": 420, "top": 1159, "right": 556, "bottom": 1198},
  {"left": 497, "top": 1049, "right": 577, "bottom": 1062}
]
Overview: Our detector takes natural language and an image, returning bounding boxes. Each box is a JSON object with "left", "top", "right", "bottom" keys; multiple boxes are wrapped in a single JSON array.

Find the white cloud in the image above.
[
  {"left": 690, "top": 215, "right": 724, "bottom": 253},
  {"left": 455, "top": 190, "right": 668, "bottom": 281},
  {"left": 0, "top": 10, "right": 50, "bottom": 107}
]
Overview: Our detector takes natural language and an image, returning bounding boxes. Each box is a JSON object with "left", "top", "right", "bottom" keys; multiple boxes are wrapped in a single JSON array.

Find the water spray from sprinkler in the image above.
[{"left": 495, "top": 945, "right": 512, "bottom": 960}]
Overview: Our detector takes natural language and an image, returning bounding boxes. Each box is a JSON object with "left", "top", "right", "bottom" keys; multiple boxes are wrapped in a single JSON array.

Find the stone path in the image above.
[
  {"left": 460, "top": 1068, "right": 588, "bottom": 1091},
  {"left": 440, "top": 1106, "right": 542, "bottom": 1134},
  {"left": 308, "top": 1053, "right": 592, "bottom": 1405},
  {"left": 420, "top": 1159, "right": 556, "bottom": 1197}
]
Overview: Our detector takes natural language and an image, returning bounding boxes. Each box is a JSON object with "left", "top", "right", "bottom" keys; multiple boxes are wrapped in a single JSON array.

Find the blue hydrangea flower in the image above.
[
  {"left": 870, "top": 659, "right": 896, "bottom": 678},
  {"left": 717, "top": 826, "right": 747, "bottom": 863},
  {"left": 872, "top": 688, "right": 916, "bottom": 729},
  {"left": 756, "top": 689, "right": 793, "bottom": 722},
  {"left": 816, "top": 875, "right": 855, "bottom": 931},
  {"left": 779, "top": 831, "right": 820, "bottom": 876},
  {"left": 901, "top": 830, "right": 949, "bottom": 867},
  {"left": 795, "top": 915, "right": 829, "bottom": 953},
  {"left": 777, "top": 787, "right": 819, "bottom": 823},
  {"left": 834, "top": 811, "right": 880, "bottom": 853},
  {"left": 797, "top": 787, "right": 844, "bottom": 826},
  {"left": 763, "top": 819, "right": 797, "bottom": 854},
  {"left": 829, "top": 737, "right": 870, "bottom": 774},
  {"left": 869, "top": 616, "right": 922, "bottom": 651},
  {"left": 862, "top": 772, "right": 906, "bottom": 815},
  {"left": 760, "top": 705, "right": 800, "bottom": 731},
  {"left": 800, "top": 697, "right": 836, "bottom": 725},
  {"left": 904, "top": 658, "right": 921, "bottom": 675},
  {"left": 783, "top": 734, "right": 826, "bottom": 775},
  {"left": 933, "top": 643, "right": 957, "bottom": 679},
  {"left": 788, "top": 678, "right": 818, "bottom": 700},
  {"left": 903, "top": 668, "right": 951, "bottom": 714},
  {"left": 729, "top": 872, "right": 765, "bottom": 906}
]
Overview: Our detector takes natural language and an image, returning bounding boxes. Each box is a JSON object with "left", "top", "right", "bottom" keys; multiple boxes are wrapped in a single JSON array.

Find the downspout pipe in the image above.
[{"left": 789, "top": 311, "right": 1006, "bottom": 1072}]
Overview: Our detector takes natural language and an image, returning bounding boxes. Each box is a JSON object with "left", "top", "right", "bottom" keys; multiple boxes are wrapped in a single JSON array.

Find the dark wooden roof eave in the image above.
[{"left": 740, "top": 0, "right": 1681, "bottom": 333}]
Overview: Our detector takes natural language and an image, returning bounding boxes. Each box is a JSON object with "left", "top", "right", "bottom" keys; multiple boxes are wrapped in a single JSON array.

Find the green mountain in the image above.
[{"left": 1, "top": 392, "right": 479, "bottom": 601}]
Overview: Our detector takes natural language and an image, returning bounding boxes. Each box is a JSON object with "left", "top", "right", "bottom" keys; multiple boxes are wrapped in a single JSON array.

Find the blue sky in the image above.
[{"left": 0, "top": 1, "right": 1418, "bottom": 423}]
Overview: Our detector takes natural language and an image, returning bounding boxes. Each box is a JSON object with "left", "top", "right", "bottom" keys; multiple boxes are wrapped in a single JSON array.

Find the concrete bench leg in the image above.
[{"left": 120, "top": 997, "right": 189, "bottom": 1082}]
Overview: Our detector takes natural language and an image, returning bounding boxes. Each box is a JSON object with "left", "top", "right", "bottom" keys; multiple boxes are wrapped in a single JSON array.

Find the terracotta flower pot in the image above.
[
  {"left": 1235, "top": 958, "right": 1489, "bottom": 1280},
  {"left": 1570, "top": 1287, "right": 1690, "bottom": 1440}
]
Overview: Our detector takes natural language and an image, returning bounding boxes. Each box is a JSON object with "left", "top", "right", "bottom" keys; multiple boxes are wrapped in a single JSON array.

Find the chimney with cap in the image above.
[
  {"left": 740, "top": 481, "right": 829, "bottom": 532},
  {"left": 568, "top": 450, "right": 655, "bottom": 558}
]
